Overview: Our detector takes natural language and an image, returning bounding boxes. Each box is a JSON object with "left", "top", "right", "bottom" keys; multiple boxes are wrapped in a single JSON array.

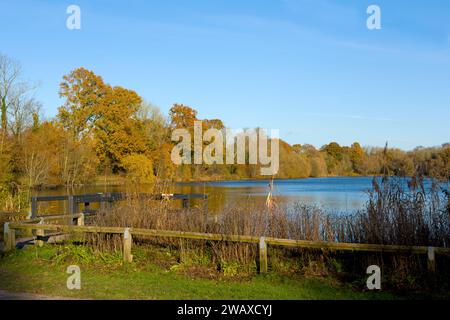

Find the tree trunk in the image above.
[{"left": 1, "top": 96, "right": 7, "bottom": 131}]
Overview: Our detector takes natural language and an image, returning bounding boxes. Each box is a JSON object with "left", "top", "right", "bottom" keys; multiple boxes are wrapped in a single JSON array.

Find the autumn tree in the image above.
[
  {"left": 385, "top": 148, "right": 414, "bottom": 176},
  {"left": 278, "top": 140, "right": 310, "bottom": 178},
  {"left": 58, "top": 68, "right": 108, "bottom": 138},
  {"left": 138, "top": 101, "right": 169, "bottom": 151},
  {"left": 58, "top": 68, "right": 149, "bottom": 173},
  {"left": 137, "top": 101, "right": 174, "bottom": 180},
  {"left": 0, "top": 54, "right": 41, "bottom": 193},
  {"left": 0, "top": 54, "right": 21, "bottom": 132},
  {"left": 321, "top": 142, "right": 344, "bottom": 175},
  {"left": 94, "top": 86, "right": 147, "bottom": 171},
  {"left": 121, "top": 153, "right": 155, "bottom": 184},
  {"left": 349, "top": 142, "right": 366, "bottom": 174},
  {"left": 19, "top": 121, "right": 98, "bottom": 187},
  {"left": 169, "top": 104, "right": 198, "bottom": 129},
  {"left": 292, "top": 144, "right": 302, "bottom": 154},
  {"left": 203, "top": 119, "right": 224, "bottom": 131},
  {"left": 8, "top": 91, "right": 41, "bottom": 139},
  {"left": 0, "top": 136, "right": 12, "bottom": 184}
]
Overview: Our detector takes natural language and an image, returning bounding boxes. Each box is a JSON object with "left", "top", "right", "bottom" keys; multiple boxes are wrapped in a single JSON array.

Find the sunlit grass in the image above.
[{"left": 0, "top": 245, "right": 395, "bottom": 300}]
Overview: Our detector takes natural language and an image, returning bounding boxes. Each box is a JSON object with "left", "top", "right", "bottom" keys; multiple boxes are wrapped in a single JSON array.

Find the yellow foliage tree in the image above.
[
  {"left": 121, "top": 154, "right": 155, "bottom": 184},
  {"left": 58, "top": 68, "right": 148, "bottom": 172}
]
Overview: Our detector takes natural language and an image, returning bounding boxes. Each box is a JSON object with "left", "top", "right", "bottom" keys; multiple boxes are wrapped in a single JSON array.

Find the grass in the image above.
[{"left": 0, "top": 244, "right": 396, "bottom": 300}]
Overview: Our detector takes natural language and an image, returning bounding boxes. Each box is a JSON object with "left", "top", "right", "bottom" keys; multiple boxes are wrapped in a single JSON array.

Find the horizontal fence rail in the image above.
[
  {"left": 30, "top": 193, "right": 208, "bottom": 218},
  {"left": 3, "top": 214, "right": 450, "bottom": 273}
]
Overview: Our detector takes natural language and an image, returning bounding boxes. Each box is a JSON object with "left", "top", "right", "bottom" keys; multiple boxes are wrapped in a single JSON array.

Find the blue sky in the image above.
[{"left": 1, "top": 0, "right": 449, "bottom": 150}]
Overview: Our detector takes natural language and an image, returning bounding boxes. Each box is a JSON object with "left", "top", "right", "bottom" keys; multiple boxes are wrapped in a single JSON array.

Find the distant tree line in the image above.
[{"left": 0, "top": 54, "right": 448, "bottom": 206}]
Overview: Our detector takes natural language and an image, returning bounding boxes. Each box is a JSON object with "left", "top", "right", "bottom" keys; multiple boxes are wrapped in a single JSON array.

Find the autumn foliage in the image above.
[{"left": 0, "top": 62, "right": 448, "bottom": 196}]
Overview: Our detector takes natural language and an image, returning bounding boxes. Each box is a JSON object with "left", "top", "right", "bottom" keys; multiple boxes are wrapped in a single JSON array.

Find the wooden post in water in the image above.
[
  {"left": 259, "top": 236, "right": 268, "bottom": 274},
  {"left": 427, "top": 247, "right": 436, "bottom": 273},
  {"left": 123, "top": 228, "right": 133, "bottom": 263}
]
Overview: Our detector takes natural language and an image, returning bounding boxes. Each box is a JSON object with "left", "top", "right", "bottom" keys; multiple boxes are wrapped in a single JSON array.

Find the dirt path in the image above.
[{"left": 0, "top": 289, "right": 76, "bottom": 300}]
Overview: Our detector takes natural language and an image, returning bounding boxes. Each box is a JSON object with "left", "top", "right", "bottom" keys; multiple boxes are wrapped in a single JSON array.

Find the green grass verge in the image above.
[{"left": 0, "top": 244, "right": 395, "bottom": 300}]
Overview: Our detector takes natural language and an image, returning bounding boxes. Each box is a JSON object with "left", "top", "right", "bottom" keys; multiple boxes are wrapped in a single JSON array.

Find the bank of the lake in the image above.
[{"left": 0, "top": 244, "right": 396, "bottom": 300}]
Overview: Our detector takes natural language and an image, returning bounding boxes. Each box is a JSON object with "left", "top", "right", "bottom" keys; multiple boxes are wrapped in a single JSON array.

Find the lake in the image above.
[
  {"left": 178, "top": 177, "right": 375, "bottom": 213},
  {"left": 33, "top": 177, "right": 379, "bottom": 215}
]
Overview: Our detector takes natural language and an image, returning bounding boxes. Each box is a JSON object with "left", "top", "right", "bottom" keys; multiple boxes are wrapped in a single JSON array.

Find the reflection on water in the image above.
[
  {"left": 179, "top": 177, "right": 375, "bottom": 214},
  {"left": 33, "top": 177, "right": 381, "bottom": 215}
]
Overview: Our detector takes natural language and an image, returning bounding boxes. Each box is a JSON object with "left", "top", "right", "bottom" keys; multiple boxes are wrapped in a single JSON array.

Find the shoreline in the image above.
[{"left": 28, "top": 175, "right": 382, "bottom": 190}]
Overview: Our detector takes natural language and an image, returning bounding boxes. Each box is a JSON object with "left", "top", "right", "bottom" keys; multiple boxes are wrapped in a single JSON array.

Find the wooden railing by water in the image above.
[
  {"left": 30, "top": 193, "right": 208, "bottom": 218},
  {"left": 3, "top": 214, "right": 450, "bottom": 273}
]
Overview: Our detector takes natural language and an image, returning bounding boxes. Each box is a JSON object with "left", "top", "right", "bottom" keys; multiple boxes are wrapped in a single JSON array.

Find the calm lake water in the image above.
[
  {"left": 179, "top": 177, "right": 375, "bottom": 213},
  {"left": 33, "top": 177, "right": 380, "bottom": 215}
]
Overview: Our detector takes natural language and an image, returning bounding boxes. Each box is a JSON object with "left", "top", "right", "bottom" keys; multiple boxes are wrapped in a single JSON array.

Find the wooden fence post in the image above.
[
  {"left": 203, "top": 198, "right": 209, "bottom": 232},
  {"left": 4, "top": 223, "right": 15, "bottom": 251},
  {"left": 31, "top": 197, "right": 38, "bottom": 218},
  {"left": 77, "top": 213, "right": 85, "bottom": 226},
  {"left": 427, "top": 247, "right": 436, "bottom": 273},
  {"left": 36, "top": 218, "right": 45, "bottom": 247},
  {"left": 36, "top": 229, "right": 45, "bottom": 247},
  {"left": 123, "top": 228, "right": 133, "bottom": 263},
  {"left": 4, "top": 222, "right": 10, "bottom": 251},
  {"left": 259, "top": 236, "right": 268, "bottom": 274},
  {"left": 68, "top": 195, "right": 75, "bottom": 215}
]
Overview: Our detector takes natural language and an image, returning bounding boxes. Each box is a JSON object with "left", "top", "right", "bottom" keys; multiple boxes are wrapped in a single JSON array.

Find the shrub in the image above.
[{"left": 121, "top": 154, "right": 155, "bottom": 184}]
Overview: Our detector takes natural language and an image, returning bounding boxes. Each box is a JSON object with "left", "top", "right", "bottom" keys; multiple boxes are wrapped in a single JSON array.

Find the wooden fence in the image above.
[
  {"left": 3, "top": 213, "right": 450, "bottom": 273},
  {"left": 30, "top": 193, "right": 208, "bottom": 218}
]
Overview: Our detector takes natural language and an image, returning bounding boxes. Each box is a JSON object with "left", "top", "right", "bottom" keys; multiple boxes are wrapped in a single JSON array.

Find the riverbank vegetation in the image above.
[
  {"left": 0, "top": 245, "right": 395, "bottom": 300},
  {"left": 1, "top": 175, "right": 449, "bottom": 298},
  {"left": 0, "top": 53, "right": 449, "bottom": 213},
  {"left": 62, "top": 175, "right": 447, "bottom": 296}
]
